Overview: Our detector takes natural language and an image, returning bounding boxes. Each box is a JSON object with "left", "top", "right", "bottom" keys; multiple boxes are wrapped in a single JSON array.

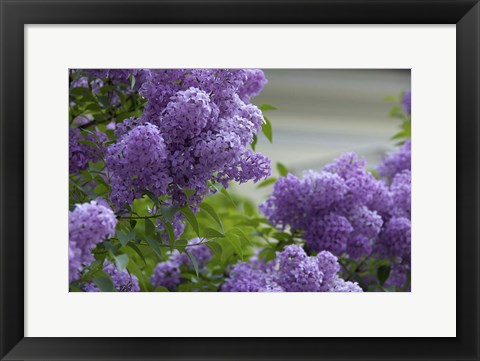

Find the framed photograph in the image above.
[{"left": 1, "top": 0, "right": 478, "bottom": 360}]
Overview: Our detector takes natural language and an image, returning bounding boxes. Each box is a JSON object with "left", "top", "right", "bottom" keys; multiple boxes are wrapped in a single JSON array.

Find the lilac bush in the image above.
[{"left": 69, "top": 69, "right": 410, "bottom": 292}]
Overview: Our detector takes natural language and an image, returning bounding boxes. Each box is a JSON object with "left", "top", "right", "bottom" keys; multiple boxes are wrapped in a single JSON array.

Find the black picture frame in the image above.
[{"left": 1, "top": 0, "right": 478, "bottom": 360}]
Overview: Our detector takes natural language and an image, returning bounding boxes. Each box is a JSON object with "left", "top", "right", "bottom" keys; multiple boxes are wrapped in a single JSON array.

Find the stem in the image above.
[{"left": 118, "top": 214, "right": 161, "bottom": 220}]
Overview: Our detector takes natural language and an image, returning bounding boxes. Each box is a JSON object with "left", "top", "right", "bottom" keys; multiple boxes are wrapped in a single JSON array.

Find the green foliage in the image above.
[
  {"left": 276, "top": 162, "right": 288, "bottom": 176},
  {"left": 387, "top": 91, "right": 411, "bottom": 143}
]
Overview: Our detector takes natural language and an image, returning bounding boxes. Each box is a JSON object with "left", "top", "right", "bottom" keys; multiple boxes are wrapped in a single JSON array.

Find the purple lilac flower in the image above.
[
  {"left": 222, "top": 245, "right": 362, "bottom": 292},
  {"left": 377, "top": 139, "right": 411, "bottom": 181},
  {"left": 156, "top": 211, "right": 186, "bottom": 241},
  {"left": 385, "top": 261, "right": 410, "bottom": 290},
  {"left": 275, "top": 245, "right": 324, "bottom": 292},
  {"left": 83, "top": 262, "right": 140, "bottom": 292},
  {"left": 150, "top": 260, "right": 182, "bottom": 290},
  {"left": 70, "top": 76, "right": 89, "bottom": 89},
  {"left": 238, "top": 69, "right": 268, "bottom": 102},
  {"left": 183, "top": 238, "right": 213, "bottom": 267},
  {"left": 261, "top": 153, "right": 383, "bottom": 258},
  {"left": 69, "top": 201, "right": 117, "bottom": 282},
  {"left": 262, "top": 150, "right": 411, "bottom": 287},
  {"left": 105, "top": 69, "right": 270, "bottom": 210},
  {"left": 402, "top": 90, "right": 411, "bottom": 115},
  {"left": 69, "top": 128, "right": 107, "bottom": 174},
  {"left": 221, "top": 262, "right": 269, "bottom": 292},
  {"left": 390, "top": 170, "right": 411, "bottom": 218},
  {"left": 374, "top": 144, "right": 412, "bottom": 286},
  {"left": 326, "top": 276, "right": 364, "bottom": 292},
  {"left": 377, "top": 217, "right": 411, "bottom": 261},
  {"left": 106, "top": 123, "right": 171, "bottom": 208}
]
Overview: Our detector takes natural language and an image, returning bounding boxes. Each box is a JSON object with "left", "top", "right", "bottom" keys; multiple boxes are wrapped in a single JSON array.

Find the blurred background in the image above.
[{"left": 232, "top": 69, "right": 411, "bottom": 200}]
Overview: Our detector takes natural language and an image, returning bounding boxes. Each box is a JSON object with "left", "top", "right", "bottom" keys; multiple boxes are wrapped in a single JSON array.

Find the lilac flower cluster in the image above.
[
  {"left": 261, "top": 153, "right": 384, "bottom": 258},
  {"left": 375, "top": 145, "right": 412, "bottom": 288},
  {"left": 83, "top": 262, "right": 140, "bottom": 292},
  {"left": 69, "top": 128, "right": 107, "bottom": 174},
  {"left": 69, "top": 200, "right": 117, "bottom": 282},
  {"left": 377, "top": 139, "right": 411, "bottom": 181},
  {"left": 106, "top": 123, "right": 171, "bottom": 207},
  {"left": 222, "top": 245, "right": 362, "bottom": 292},
  {"left": 106, "top": 69, "right": 271, "bottom": 209},
  {"left": 149, "top": 238, "right": 213, "bottom": 290},
  {"left": 261, "top": 148, "right": 411, "bottom": 289}
]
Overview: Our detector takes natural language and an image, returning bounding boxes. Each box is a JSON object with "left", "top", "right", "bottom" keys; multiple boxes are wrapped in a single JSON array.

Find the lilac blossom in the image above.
[
  {"left": 261, "top": 153, "right": 383, "bottom": 258},
  {"left": 69, "top": 201, "right": 117, "bottom": 282},
  {"left": 222, "top": 245, "right": 362, "bottom": 292},
  {"left": 377, "top": 139, "right": 411, "bottom": 181},
  {"left": 69, "top": 128, "right": 107, "bottom": 174},
  {"left": 106, "top": 69, "right": 271, "bottom": 209}
]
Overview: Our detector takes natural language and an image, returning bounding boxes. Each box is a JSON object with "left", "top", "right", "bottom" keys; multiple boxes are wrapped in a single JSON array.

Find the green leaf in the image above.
[
  {"left": 103, "top": 140, "right": 116, "bottom": 147},
  {"left": 185, "top": 249, "right": 200, "bottom": 277},
  {"left": 276, "top": 162, "right": 288, "bottom": 177},
  {"left": 175, "top": 238, "right": 188, "bottom": 247},
  {"left": 221, "top": 237, "right": 243, "bottom": 261},
  {"left": 70, "top": 87, "right": 96, "bottom": 102},
  {"left": 160, "top": 205, "right": 180, "bottom": 223},
  {"left": 377, "top": 265, "right": 391, "bottom": 286},
  {"left": 262, "top": 115, "right": 273, "bottom": 143},
  {"left": 78, "top": 139, "right": 100, "bottom": 149},
  {"left": 180, "top": 206, "right": 200, "bottom": 236},
  {"left": 258, "top": 103, "right": 277, "bottom": 112},
  {"left": 220, "top": 187, "right": 236, "bottom": 207},
  {"left": 199, "top": 203, "right": 224, "bottom": 232},
  {"left": 164, "top": 222, "right": 175, "bottom": 251},
  {"left": 114, "top": 253, "right": 129, "bottom": 272},
  {"left": 154, "top": 286, "right": 169, "bottom": 292},
  {"left": 145, "top": 236, "right": 162, "bottom": 259},
  {"left": 126, "top": 261, "right": 148, "bottom": 291},
  {"left": 206, "top": 241, "right": 222, "bottom": 256},
  {"left": 143, "top": 190, "right": 160, "bottom": 207},
  {"left": 251, "top": 134, "right": 258, "bottom": 151},
  {"left": 93, "top": 183, "right": 109, "bottom": 196},
  {"left": 259, "top": 247, "right": 277, "bottom": 262},
  {"left": 129, "top": 74, "right": 136, "bottom": 90},
  {"left": 203, "top": 227, "right": 225, "bottom": 239},
  {"left": 242, "top": 201, "right": 256, "bottom": 217},
  {"left": 180, "top": 188, "right": 196, "bottom": 198},
  {"left": 391, "top": 131, "right": 408, "bottom": 140},
  {"left": 256, "top": 177, "right": 277, "bottom": 189},
  {"left": 127, "top": 242, "right": 146, "bottom": 264},
  {"left": 86, "top": 102, "right": 103, "bottom": 113},
  {"left": 93, "top": 274, "right": 115, "bottom": 292},
  {"left": 271, "top": 231, "right": 291, "bottom": 241},
  {"left": 144, "top": 218, "right": 156, "bottom": 236},
  {"left": 389, "top": 105, "right": 404, "bottom": 119},
  {"left": 384, "top": 95, "right": 399, "bottom": 102},
  {"left": 116, "top": 230, "right": 135, "bottom": 247},
  {"left": 130, "top": 220, "right": 137, "bottom": 229},
  {"left": 227, "top": 228, "right": 251, "bottom": 246}
]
